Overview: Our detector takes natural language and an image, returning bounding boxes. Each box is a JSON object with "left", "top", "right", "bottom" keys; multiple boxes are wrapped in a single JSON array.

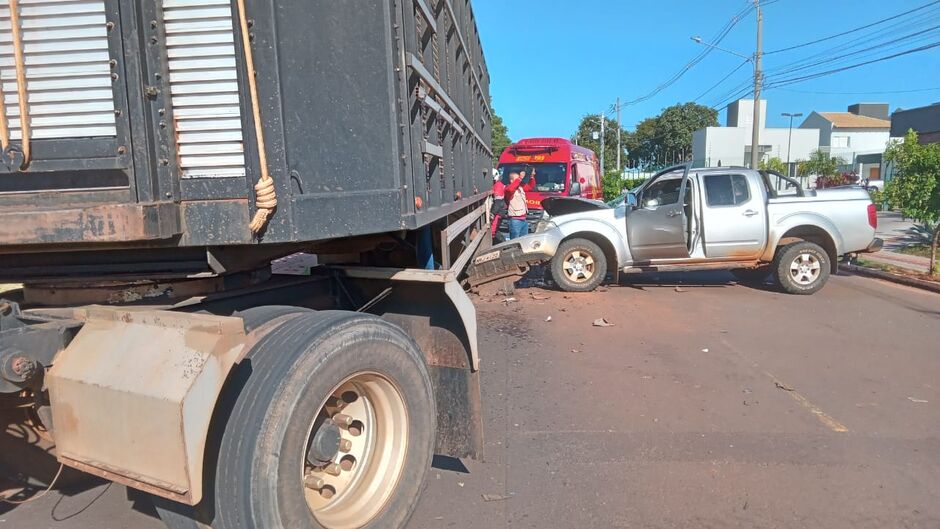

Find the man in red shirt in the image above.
[
  {"left": 490, "top": 170, "right": 507, "bottom": 239},
  {"left": 504, "top": 167, "right": 536, "bottom": 239}
]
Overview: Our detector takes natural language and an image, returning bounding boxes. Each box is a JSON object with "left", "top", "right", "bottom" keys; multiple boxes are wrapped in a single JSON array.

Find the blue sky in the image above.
[{"left": 473, "top": 0, "right": 940, "bottom": 139}]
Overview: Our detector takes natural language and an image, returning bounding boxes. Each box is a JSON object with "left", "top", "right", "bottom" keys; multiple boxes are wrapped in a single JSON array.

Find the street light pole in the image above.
[
  {"left": 782, "top": 112, "right": 803, "bottom": 176},
  {"left": 750, "top": 0, "right": 763, "bottom": 170},
  {"left": 599, "top": 113, "right": 605, "bottom": 177},
  {"left": 616, "top": 97, "right": 621, "bottom": 171}
]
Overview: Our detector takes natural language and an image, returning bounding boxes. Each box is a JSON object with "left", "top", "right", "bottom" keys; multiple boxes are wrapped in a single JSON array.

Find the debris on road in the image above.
[
  {"left": 674, "top": 286, "right": 686, "bottom": 292},
  {"left": 592, "top": 318, "right": 615, "bottom": 327},
  {"left": 571, "top": 349, "right": 580, "bottom": 353},
  {"left": 530, "top": 292, "right": 551, "bottom": 300},
  {"left": 908, "top": 397, "right": 928, "bottom": 403},
  {"left": 775, "top": 381, "right": 795, "bottom": 392},
  {"left": 701, "top": 348, "right": 709, "bottom": 353},
  {"left": 481, "top": 493, "right": 513, "bottom": 502},
  {"left": 545, "top": 316, "right": 552, "bottom": 322},
  {"left": 502, "top": 297, "right": 518, "bottom": 304}
]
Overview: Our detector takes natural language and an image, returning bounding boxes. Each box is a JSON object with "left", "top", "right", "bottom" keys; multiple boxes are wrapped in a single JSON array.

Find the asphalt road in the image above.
[{"left": 3, "top": 271, "right": 939, "bottom": 528}]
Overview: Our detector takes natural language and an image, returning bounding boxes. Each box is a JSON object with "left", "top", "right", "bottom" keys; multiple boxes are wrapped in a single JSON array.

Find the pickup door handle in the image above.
[
  {"left": 743, "top": 209, "right": 759, "bottom": 217},
  {"left": 666, "top": 210, "right": 681, "bottom": 218}
]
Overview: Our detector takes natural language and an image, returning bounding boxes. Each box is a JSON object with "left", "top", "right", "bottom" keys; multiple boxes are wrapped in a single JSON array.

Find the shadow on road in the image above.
[{"left": 0, "top": 411, "right": 107, "bottom": 516}]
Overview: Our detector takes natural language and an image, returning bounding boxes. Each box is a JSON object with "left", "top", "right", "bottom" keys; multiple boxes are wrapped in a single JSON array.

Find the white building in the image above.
[
  {"left": 799, "top": 103, "right": 891, "bottom": 181},
  {"left": 692, "top": 99, "right": 819, "bottom": 175}
]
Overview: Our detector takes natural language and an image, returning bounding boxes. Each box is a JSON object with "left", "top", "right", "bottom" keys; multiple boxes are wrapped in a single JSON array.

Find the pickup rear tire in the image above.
[
  {"left": 551, "top": 238, "right": 607, "bottom": 292},
  {"left": 773, "top": 241, "right": 831, "bottom": 295},
  {"left": 157, "top": 310, "right": 435, "bottom": 529}
]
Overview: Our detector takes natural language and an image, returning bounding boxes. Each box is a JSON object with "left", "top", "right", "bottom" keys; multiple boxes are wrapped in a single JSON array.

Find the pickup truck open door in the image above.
[{"left": 626, "top": 165, "right": 691, "bottom": 261}]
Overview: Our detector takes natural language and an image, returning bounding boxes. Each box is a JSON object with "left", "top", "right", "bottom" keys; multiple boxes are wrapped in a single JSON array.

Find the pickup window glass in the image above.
[
  {"left": 641, "top": 177, "right": 683, "bottom": 208},
  {"left": 704, "top": 174, "right": 750, "bottom": 207}
]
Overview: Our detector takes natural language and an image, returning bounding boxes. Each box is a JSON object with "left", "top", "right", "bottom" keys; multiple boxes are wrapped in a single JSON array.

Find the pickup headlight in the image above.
[{"left": 534, "top": 219, "right": 556, "bottom": 233}]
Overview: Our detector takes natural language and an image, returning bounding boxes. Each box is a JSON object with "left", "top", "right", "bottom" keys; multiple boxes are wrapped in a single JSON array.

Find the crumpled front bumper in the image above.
[{"left": 465, "top": 229, "right": 563, "bottom": 287}]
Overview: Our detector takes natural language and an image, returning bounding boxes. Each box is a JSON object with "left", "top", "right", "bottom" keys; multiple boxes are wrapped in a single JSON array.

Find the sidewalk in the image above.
[
  {"left": 864, "top": 211, "right": 933, "bottom": 274},
  {"left": 861, "top": 249, "right": 932, "bottom": 274}
]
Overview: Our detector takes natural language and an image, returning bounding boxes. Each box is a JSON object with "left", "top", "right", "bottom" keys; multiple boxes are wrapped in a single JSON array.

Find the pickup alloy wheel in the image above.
[
  {"left": 774, "top": 241, "right": 831, "bottom": 295},
  {"left": 552, "top": 238, "right": 607, "bottom": 292}
]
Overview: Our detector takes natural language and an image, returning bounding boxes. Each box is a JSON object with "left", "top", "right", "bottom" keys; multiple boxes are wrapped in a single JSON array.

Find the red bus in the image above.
[{"left": 496, "top": 138, "right": 602, "bottom": 217}]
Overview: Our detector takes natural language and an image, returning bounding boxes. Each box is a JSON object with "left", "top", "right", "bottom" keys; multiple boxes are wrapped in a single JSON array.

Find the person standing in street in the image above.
[
  {"left": 504, "top": 166, "right": 536, "bottom": 239},
  {"left": 490, "top": 169, "right": 507, "bottom": 240}
]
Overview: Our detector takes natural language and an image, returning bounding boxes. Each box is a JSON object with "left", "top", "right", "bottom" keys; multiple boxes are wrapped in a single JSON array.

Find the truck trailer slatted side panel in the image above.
[{"left": 0, "top": 0, "right": 492, "bottom": 271}]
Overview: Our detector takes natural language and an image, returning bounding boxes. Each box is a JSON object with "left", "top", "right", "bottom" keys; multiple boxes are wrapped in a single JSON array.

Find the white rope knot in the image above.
[{"left": 249, "top": 177, "right": 277, "bottom": 233}]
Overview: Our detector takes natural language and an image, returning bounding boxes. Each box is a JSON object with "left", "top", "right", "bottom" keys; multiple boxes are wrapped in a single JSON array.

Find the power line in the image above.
[
  {"left": 767, "top": 24, "right": 940, "bottom": 78},
  {"left": 765, "top": 40, "right": 940, "bottom": 89},
  {"left": 765, "top": 0, "right": 940, "bottom": 54},
  {"left": 614, "top": 1, "right": 755, "bottom": 109},
  {"left": 776, "top": 86, "right": 940, "bottom": 95},
  {"left": 694, "top": 59, "right": 750, "bottom": 102}
]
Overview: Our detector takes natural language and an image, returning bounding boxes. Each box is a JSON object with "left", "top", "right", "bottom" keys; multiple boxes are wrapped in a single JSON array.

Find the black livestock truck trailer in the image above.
[{"left": 0, "top": 1, "right": 492, "bottom": 528}]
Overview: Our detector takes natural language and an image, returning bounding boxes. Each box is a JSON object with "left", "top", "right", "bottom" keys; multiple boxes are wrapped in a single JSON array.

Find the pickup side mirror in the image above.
[
  {"left": 569, "top": 181, "right": 582, "bottom": 196},
  {"left": 626, "top": 192, "right": 638, "bottom": 208}
]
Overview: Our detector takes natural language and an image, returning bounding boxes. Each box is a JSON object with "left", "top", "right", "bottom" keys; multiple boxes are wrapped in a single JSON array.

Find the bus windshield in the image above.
[{"left": 497, "top": 163, "right": 568, "bottom": 193}]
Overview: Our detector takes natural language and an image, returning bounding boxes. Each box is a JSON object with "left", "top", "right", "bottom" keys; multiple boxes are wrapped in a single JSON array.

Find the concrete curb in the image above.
[{"left": 840, "top": 264, "right": 940, "bottom": 294}]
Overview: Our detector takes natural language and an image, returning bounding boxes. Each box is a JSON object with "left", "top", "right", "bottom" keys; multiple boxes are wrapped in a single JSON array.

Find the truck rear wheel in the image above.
[
  {"left": 551, "top": 238, "right": 607, "bottom": 292},
  {"left": 773, "top": 241, "right": 831, "bottom": 295},
  {"left": 159, "top": 311, "right": 435, "bottom": 529}
]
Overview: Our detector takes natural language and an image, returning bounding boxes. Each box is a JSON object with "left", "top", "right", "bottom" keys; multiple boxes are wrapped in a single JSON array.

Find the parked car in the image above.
[{"left": 468, "top": 165, "right": 883, "bottom": 295}]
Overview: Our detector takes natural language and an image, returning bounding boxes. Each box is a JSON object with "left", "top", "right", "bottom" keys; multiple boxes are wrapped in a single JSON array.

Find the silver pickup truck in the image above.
[{"left": 468, "top": 165, "right": 883, "bottom": 295}]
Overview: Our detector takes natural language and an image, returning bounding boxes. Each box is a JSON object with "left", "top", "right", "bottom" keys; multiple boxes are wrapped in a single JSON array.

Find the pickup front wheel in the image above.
[
  {"left": 774, "top": 241, "right": 831, "bottom": 295},
  {"left": 552, "top": 238, "right": 607, "bottom": 292}
]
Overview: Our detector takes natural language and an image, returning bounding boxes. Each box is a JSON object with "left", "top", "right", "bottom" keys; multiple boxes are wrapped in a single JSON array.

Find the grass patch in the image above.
[
  {"left": 896, "top": 244, "right": 935, "bottom": 259},
  {"left": 856, "top": 258, "right": 940, "bottom": 281}
]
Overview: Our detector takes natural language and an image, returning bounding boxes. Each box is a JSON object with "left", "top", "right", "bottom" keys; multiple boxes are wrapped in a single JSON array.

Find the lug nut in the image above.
[
  {"left": 304, "top": 474, "right": 324, "bottom": 490},
  {"left": 323, "top": 463, "right": 342, "bottom": 476},
  {"left": 332, "top": 413, "right": 353, "bottom": 427},
  {"left": 339, "top": 438, "right": 352, "bottom": 452}
]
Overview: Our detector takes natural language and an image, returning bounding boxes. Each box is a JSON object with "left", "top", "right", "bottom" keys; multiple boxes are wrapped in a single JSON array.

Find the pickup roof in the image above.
[{"left": 468, "top": 165, "right": 883, "bottom": 295}]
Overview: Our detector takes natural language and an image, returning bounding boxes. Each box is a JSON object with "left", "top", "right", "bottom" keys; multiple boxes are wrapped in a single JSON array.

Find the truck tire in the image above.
[
  {"left": 551, "top": 238, "right": 607, "bottom": 292},
  {"left": 158, "top": 310, "right": 435, "bottom": 529},
  {"left": 730, "top": 266, "right": 771, "bottom": 283},
  {"left": 773, "top": 241, "right": 831, "bottom": 295}
]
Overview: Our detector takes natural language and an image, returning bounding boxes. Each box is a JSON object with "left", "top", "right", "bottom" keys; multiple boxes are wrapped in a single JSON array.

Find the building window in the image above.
[{"left": 832, "top": 136, "right": 850, "bottom": 148}]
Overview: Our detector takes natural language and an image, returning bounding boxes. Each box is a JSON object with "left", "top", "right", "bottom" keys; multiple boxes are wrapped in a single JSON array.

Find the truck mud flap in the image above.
[{"left": 465, "top": 244, "right": 545, "bottom": 288}]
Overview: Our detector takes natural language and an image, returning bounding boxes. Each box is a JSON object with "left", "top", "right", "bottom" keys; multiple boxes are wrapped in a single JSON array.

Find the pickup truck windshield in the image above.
[{"left": 499, "top": 163, "right": 567, "bottom": 193}]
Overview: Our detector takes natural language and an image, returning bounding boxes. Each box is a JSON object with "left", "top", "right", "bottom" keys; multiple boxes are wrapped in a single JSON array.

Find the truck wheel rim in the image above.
[
  {"left": 789, "top": 253, "right": 821, "bottom": 285},
  {"left": 562, "top": 250, "right": 595, "bottom": 283},
  {"left": 302, "top": 373, "right": 409, "bottom": 528}
]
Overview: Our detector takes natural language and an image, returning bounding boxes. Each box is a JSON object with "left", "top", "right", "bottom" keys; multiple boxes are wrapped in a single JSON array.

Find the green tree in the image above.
[
  {"left": 491, "top": 106, "right": 512, "bottom": 164},
  {"left": 798, "top": 150, "right": 847, "bottom": 187},
  {"left": 601, "top": 167, "right": 625, "bottom": 202},
  {"left": 571, "top": 114, "right": 626, "bottom": 173},
  {"left": 625, "top": 102, "right": 718, "bottom": 167},
  {"left": 883, "top": 130, "right": 940, "bottom": 275},
  {"left": 759, "top": 157, "right": 787, "bottom": 174}
]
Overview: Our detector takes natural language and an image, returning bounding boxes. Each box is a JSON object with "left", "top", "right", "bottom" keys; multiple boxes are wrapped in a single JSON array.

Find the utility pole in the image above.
[
  {"left": 599, "top": 113, "right": 605, "bottom": 176},
  {"left": 749, "top": 0, "right": 763, "bottom": 169},
  {"left": 616, "top": 97, "right": 621, "bottom": 171}
]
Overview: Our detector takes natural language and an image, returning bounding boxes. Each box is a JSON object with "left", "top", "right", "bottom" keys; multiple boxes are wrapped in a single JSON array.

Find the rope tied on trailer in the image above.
[
  {"left": 235, "top": 0, "right": 277, "bottom": 234},
  {"left": 0, "top": 0, "right": 32, "bottom": 170}
]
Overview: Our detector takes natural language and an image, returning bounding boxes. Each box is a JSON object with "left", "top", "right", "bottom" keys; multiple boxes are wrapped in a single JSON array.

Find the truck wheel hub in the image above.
[
  {"left": 307, "top": 420, "right": 341, "bottom": 465},
  {"left": 303, "top": 373, "right": 409, "bottom": 528}
]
